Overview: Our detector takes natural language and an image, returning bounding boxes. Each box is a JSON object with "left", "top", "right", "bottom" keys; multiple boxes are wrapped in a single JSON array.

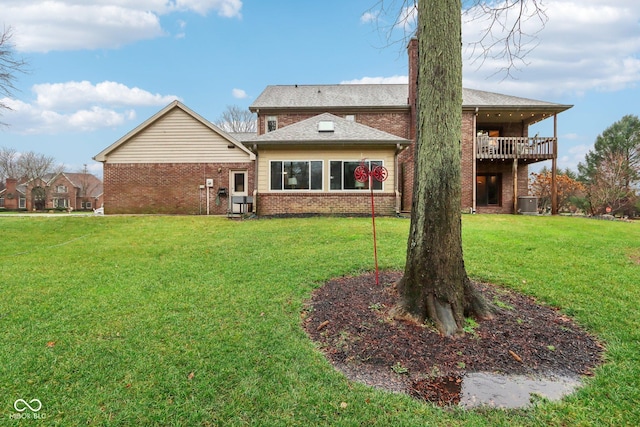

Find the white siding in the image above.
[{"left": 106, "top": 109, "right": 251, "bottom": 163}]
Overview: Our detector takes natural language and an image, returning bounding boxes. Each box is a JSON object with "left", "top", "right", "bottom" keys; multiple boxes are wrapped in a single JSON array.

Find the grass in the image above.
[{"left": 0, "top": 214, "right": 638, "bottom": 426}]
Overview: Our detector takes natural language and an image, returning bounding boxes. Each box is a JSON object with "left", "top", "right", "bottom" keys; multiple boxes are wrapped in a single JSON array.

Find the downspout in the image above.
[
  {"left": 395, "top": 144, "right": 403, "bottom": 214},
  {"left": 253, "top": 144, "right": 259, "bottom": 215}
]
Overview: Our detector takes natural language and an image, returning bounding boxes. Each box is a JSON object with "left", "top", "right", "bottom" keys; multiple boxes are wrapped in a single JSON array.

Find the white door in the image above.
[{"left": 230, "top": 170, "right": 249, "bottom": 214}]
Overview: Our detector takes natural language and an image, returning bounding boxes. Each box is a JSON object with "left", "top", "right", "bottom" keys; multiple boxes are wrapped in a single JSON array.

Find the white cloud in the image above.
[
  {"left": 33, "top": 81, "right": 179, "bottom": 110},
  {"left": 461, "top": 0, "right": 640, "bottom": 98},
  {"left": 1, "top": 98, "right": 129, "bottom": 133},
  {"left": 4, "top": 0, "right": 243, "bottom": 53},
  {"left": 232, "top": 88, "right": 248, "bottom": 99},
  {"left": 1, "top": 81, "right": 179, "bottom": 134},
  {"left": 558, "top": 143, "right": 592, "bottom": 171},
  {"left": 360, "top": 11, "right": 378, "bottom": 24},
  {"left": 341, "top": 75, "right": 408, "bottom": 85},
  {"left": 175, "top": 0, "right": 243, "bottom": 17},
  {"left": 396, "top": 5, "right": 417, "bottom": 32}
]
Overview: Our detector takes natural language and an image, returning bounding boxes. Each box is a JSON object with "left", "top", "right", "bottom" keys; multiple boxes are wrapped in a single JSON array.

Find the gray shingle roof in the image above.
[
  {"left": 250, "top": 84, "right": 571, "bottom": 112},
  {"left": 250, "top": 85, "right": 408, "bottom": 110},
  {"left": 250, "top": 113, "right": 411, "bottom": 145},
  {"left": 228, "top": 132, "right": 257, "bottom": 142},
  {"left": 462, "top": 88, "right": 570, "bottom": 109}
]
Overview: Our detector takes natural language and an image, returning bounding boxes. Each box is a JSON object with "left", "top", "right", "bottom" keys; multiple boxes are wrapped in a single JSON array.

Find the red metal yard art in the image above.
[{"left": 354, "top": 160, "right": 388, "bottom": 285}]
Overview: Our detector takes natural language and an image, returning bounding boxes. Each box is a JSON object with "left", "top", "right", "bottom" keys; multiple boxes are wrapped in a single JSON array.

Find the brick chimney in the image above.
[
  {"left": 4, "top": 178, "right": 19, "bottom": 209},
  {"left": 407, "top": 37, "right": 419, "bottom": 141}
]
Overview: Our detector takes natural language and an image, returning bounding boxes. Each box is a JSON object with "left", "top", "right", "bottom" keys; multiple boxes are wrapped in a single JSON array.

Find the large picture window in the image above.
[
  {"left": 330, "top": 160, "right": 384, "bottom": 190},
  {"left": 270, "top": 161, "right": 323, "bottom": 190},
  {"left": 476, "top": 174, "right": 501, "bottom": 206}
]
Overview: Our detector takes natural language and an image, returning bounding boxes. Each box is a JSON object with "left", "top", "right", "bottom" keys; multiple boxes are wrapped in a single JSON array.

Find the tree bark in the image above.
[{"left": 396, "top": 0, "right": 493, "bottom": 336}]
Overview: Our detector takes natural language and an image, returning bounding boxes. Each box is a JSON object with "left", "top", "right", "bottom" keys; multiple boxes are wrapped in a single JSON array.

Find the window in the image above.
[
  {"left": 266, "top": 116, "right": 277, "bottom": 132},
  {"left": 19, "top": 197, "right": 26, "bottom": 209},
  {"left": 0, "top": 197, "right": 4, "bottom": 208},
  {"left": 476, "top": 174, "right": 501, "bottom": 206},
  {"left": 82, "top": 201, "right": 92, "bottom": 209},
  {"left": 234, "top": 172, "right": 245, "bottom": 193},
  {"left": 53, "top": 198, "right": 69, "bottom": 208},
  {"left": 330, "top": 160, "right": 384, "bottom": 191},
  {"left": 56, "top": 185, "right": 68, "bottom": 193},
  {"left": 270, "top": 161, "right": 323, "bottom": 190}
]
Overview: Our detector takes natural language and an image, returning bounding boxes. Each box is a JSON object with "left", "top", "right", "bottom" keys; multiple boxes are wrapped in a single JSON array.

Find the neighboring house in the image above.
[
  {"left": 97, "top": 39, "right": 571, "bottom": 215},
  {"left": 0, "top": 173, "right": 103, "bottom": 211},
  {"left": 94, "top": 101, "right": 256, "bottom": 215}
]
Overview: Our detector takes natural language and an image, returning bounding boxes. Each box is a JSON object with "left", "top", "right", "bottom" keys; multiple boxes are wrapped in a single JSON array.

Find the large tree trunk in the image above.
[{"left": 396, "top": 0, "right": 492, "bottom": 336}]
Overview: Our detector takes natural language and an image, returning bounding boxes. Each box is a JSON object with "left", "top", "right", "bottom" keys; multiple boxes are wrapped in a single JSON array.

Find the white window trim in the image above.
[
  {"left": 269, "top": 160, "right": 324, "bottom": 192},
  {"left": 266, "top": 116, "right": 278, "bottom": 133},
  {"left": 329, "top": 160, "right": 385, "bottom": 192}
]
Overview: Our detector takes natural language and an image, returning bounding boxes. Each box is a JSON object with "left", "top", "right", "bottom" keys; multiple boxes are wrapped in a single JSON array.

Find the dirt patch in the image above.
[{"left": 303, "top": 271, "right": 604, "bottom": 406}]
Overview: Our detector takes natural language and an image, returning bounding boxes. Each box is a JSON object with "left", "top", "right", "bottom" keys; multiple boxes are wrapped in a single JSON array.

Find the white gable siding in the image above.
[{"left": 105, "top": 108, "right": 251, "bottom": 163}]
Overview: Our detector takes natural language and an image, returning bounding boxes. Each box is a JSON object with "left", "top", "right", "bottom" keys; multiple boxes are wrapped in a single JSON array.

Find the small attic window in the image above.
[{"left": 318, "top": 120, "right": 335, "bottom": 132}]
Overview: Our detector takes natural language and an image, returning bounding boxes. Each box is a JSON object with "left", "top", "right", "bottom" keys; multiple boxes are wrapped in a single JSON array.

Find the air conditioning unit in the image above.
[{"left": 517, "top": 196, "right": 538, "bottom": 214}]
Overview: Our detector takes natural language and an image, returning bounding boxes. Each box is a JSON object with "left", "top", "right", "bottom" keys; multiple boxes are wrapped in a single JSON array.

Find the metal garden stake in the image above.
[{"left": 354, "top": 160, "right": 388, "bottom": 285}]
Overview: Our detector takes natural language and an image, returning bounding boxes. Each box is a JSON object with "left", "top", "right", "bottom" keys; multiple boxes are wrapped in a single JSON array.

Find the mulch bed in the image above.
[{"left": 302, "top": 271, "right": 604, "bottom": 406}]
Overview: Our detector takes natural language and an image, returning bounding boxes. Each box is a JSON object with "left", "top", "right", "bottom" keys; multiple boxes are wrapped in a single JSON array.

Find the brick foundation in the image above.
[{"left": 256, "top": 192, "right": 398, "bottom": 216}]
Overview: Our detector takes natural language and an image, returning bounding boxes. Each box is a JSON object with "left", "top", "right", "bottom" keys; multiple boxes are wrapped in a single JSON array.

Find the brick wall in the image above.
[
  {"left": 2, "top": 178, "right": 19, "bottom": 209},
  {"left": 104, "top": 162, "right": 253, "bottom": 215},
  {"left": 398, "top": 145, "right": 414, "bottom": 212},
  {"left": 256, "top": 192, "right": 398, "bottom": 216},
  {"left": 257, "top": 110, "right": 410, "bottom": 139},
  {"left": 460, "top": 112, "right": 476, "bottom": 211}
]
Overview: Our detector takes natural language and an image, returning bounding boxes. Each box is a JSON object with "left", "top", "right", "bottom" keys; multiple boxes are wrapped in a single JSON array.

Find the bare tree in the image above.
[
  {"left": 215, "top": 105, "right": 257, "bottom": 133},
  {"left": 586, "top": 152, "right": 638, "bottom": 216},
  {"left": 17, "top": 151, "right": 61, "bottom": 183},
  {"left": 1, "top": 26, "right": 28, "bottom": 125},
  {"left": 464, "top": 0, "right": 548, "bottom": 78},
  {"left": 0, "top": 146, "right": 21, "bottom": 182},
  {"left": 74, "top": 164, "right": 102, "bottom": 199},
  {"left": 367, "top": 0, "right": 547, "bottom": 335},
  {"left": 367, "top": 0, "right": 546, "bottom": 78}
]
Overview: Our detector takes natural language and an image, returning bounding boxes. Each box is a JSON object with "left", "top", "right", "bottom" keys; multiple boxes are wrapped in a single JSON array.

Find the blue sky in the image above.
[{"left": 2, "top": 0, "right": 639, "bottom": 177}]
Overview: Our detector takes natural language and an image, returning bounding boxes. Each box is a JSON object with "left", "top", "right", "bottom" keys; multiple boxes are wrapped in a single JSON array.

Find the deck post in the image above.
[
  {"left": 513, "top": 159, "right": 518, "bottom": 214},
  {"left": 551, "top": 114, "right": 558, "bottom": 215}
]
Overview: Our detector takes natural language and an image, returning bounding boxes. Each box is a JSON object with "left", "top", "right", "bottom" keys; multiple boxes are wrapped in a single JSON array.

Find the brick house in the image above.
[
  {"left": 0, "top": 178, "right": 27, "bottom": 210},
  {"left": 245, "top": 110, "right": 411, "bottom": 216},
  {"left": 97, "top": 40, "right": 571, "bottom": 216},
  {"left": 94, "top": 101, "right": 255, "bottom": 215},
  {"left": 0, "top": 173, "right": 103, "bottom": 211},
  {"left": 248, "top": 39, "right": 572, "bottom": 215}
]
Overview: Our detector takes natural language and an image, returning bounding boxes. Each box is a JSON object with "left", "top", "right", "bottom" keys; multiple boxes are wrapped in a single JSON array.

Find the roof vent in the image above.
[{"left": 318, "top": 120, "right": 335, "bottom": 132}]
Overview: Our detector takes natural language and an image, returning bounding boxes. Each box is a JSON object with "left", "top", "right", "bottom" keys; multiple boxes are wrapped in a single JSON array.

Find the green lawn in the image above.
[{"left": 1, "top": 215, "right": 638, "bottom": 426}]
